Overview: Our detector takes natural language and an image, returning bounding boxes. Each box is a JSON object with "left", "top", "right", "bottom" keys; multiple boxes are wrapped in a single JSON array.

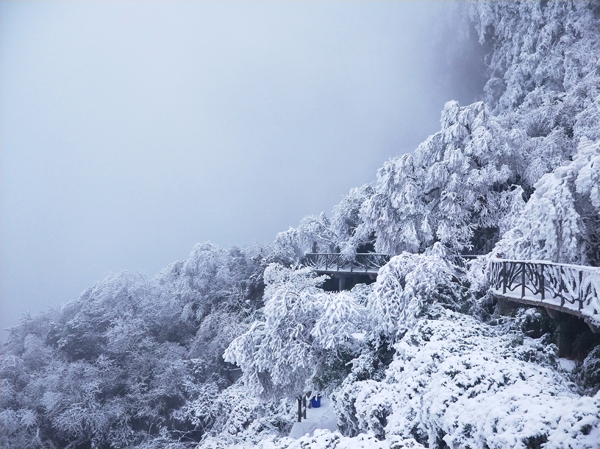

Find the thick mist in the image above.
[{"left": 0, "top": 1, "right": 486, "bottom": 341}]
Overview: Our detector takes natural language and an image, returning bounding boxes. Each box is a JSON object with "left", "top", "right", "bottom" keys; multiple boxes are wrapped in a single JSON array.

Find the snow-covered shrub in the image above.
[
  {"left": 201, "top": 429, "right": 426, "bottom": 449},
  {"left": 576, "top": 345, "right": 600, "bottom": 395},
  {"left": 514, "top": 307, "right": 556, "bottom": 339},
  {"left": 335, "top": 309, "right": 599, "bottom": 449},
  {"left": 465, "top": 256, "right": 491, "bottom": 296},
  {"left": 331, "top": 375, "right": 365, "bottom": 438}
]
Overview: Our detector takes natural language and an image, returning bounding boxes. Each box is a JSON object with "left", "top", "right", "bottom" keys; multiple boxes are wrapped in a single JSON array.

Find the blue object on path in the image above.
[{"left": 310, "top": 396, "right": 321, "bottom": 408}]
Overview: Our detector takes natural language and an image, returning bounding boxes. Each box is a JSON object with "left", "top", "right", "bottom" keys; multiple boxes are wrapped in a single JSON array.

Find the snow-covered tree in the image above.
[
  {"left": 367, "top": 243, "right": 464, "bottom": 342},
  {"left": 359, "top": 101, "right": 527, "bottom": 256},
  {"left": 329, "top": 185, "right": 376, "bottom": 258},
  {"left": 494, "top": 138, "right": 600, "bottom": 264},
  {"left": 224, "top": 264, "right": 327, "bottom": 400},
  {"left": 469, "top": 1, "right": 599, "bottom": 184},
  {"left": 470, "top": 2, "right": 599, "bottom": 134},
  {"left": 224, "top": 264, "right": 370, "bottom": 401}
]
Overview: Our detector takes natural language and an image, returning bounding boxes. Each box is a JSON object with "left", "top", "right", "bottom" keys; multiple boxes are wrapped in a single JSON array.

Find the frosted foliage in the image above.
[
  {"left": 312, "top": 292, "right": 367, "bottom": 350},
  {"left": 278, "top": 2, "right": 599, "bottom": 262},
  {"left": 272, "top": 186, "right": 375, "bottom": 263},
  {"left": 156, "top": 242, "right": 231, "bottom": 321},
  {"left": 0, "top": 408, "right": 41, "bottom": 449},
  {"left": 1, "top": 241, "right": 270, "bottom": 449},
  {"left": 272, "top": 213, "right": 338, "bottom": 265},
  {"left": 273, "top": 227, "right": 307, "bottom": 263},
  {"left": 72, "top": 271, "right": 148, "bottom": 319},
  {"left": 465, "top": 255, "right": 492, "bottom": 295},
  {"left": 469, "top": 1, "right": 599, "bottom": 140},
  {"left": 330, "top": 185, "right": 375, "bottom": 257},
  {"left": 337, "top": 310, "right": 599, "bottom": 449},
  {"left": 360, "top": 101, "right": 527, "bottom": 255},
  {"left": 495, "top": 138, "right": 600, "bottom": 264},
  {"left": 179, "top": 383, "right": 294, "bottom": 448},
  {"left": 360, "top": 1, "right": 598, "bottom": 257},
  {"left": 224, "top": 265, "right": 324, "bottom": 399},
  {"left": 225, "top": 264, "right": 367, "bottom": 400},
  {"left": 368, "top": 243, "right": 459, "bottom": 339},
  {"left": 3, "top": 3, "right": 600, "bottom": 449},
  {"left": 298, "top": 213, "right": 337, "bottom": 253},
  {"left": 200, "top": 429, "right": 426, "bottom": 449}
]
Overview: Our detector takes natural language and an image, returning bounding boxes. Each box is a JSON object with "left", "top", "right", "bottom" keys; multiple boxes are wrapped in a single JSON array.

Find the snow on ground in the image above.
[
  {"left": 289, "top": 397, "right": 337, "bottom": 438},
  {"left": 201, "top": 307, "right": 600, "bottom": 449},
  {"left": 332, "top": 306, "right": 600, "bottom": 449},
  {"left": 200, "top": 396, "right": 426, "bottom": 448},
  {"left": 558, "top": 357, "right": 577, "bottom": 372},
  {"left": 205, "top": 430, "right": 426, "bottom": 449}
]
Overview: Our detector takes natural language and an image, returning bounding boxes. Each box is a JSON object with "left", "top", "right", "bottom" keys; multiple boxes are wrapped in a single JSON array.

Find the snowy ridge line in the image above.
[{"left": 489, "top": 259, "right": 600, "bottom": 328}]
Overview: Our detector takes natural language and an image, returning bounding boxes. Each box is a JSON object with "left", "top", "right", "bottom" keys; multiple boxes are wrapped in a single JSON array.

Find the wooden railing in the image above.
[
  {"left": 304, "top": 253, "right": 600, "bottom": 328},
  {"left": 489, "top": 259, "right": 600, "bottom": 327},
  {"left": 304, "top": 253, "right": 390, "bottom": 274}
]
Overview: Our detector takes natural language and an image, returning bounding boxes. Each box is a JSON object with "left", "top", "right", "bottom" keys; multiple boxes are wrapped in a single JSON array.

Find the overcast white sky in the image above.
[{"left": 1, "top": 1, "right": 485, "bottom": 340}]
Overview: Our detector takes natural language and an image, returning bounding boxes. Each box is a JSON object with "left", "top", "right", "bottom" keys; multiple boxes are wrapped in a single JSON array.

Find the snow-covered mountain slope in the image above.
[{"left": 1, "top": 1, "right": 599, "bottom": 448}]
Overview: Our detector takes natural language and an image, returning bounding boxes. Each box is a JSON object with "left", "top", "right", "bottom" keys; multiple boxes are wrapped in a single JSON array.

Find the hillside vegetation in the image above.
[{"left": 1, "top": 2, "right": 599, "bottom": 448}]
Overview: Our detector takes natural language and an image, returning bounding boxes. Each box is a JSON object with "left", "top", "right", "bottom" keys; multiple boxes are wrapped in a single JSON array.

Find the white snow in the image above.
[
  {"left": 558, "top": 357, "right": 577, "bottom": 373},
  {"left": 289, "top": 397, "right": 337, "bottom": 438}
]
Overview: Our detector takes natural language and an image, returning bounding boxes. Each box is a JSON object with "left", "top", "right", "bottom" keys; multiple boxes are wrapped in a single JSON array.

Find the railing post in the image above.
[
  {"left": 579, "top": 270, "right": 583, "bottom": 311},
  {"left": 503, "top": 261, "right": 507, "bottom": 294},
  {"left": 521, "top": 262, "right": 526, "bottom": 298},
  {"left": 540, "top": 264, "right": 545, "bottom": 301},
  {"left": 560, "top": 267, "right": 565, "bottom": 307}
]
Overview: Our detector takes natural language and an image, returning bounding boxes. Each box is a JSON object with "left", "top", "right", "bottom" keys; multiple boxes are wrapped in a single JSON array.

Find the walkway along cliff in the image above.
[{"left": 306, "top": 252, "right": 600, "bottom": 334}]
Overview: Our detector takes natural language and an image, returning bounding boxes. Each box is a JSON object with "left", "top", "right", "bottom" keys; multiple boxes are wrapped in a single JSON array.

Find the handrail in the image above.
[
  {"left": 489, "top": 259, "right": 600, "bottom": 327},
  {"left": 304, "top": 253, "right": 391, "bottom": 274},
  {"left": 304, "top": 253, "right": 600, "bottom": 327},
  {"left": 304, "top": 253, "right": 391, "bottom": 256}
]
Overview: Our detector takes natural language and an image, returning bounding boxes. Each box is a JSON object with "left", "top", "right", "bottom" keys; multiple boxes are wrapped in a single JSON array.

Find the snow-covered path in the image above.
[{"left": 289, "top": 397, "right": 338, "bottom": 438}]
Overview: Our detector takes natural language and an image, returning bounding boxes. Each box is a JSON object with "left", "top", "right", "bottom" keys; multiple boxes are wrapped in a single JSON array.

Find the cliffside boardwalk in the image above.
[
  {"left": 306, "top": 253, "right": 600, "bottom": 332},
  {"left": 304, "top": 252, "right": 390, "bottom": 290},
  {"left": 304, "top": 252, "right": 390, "bottom": 275},
  {"left": 489, "top": 258, "right": 600, "bottom": 332}
]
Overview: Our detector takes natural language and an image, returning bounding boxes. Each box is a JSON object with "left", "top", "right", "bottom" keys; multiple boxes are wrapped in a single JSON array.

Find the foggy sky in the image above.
[{"left": 1, "top": 1, "right": 485, "bottom": 341}]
